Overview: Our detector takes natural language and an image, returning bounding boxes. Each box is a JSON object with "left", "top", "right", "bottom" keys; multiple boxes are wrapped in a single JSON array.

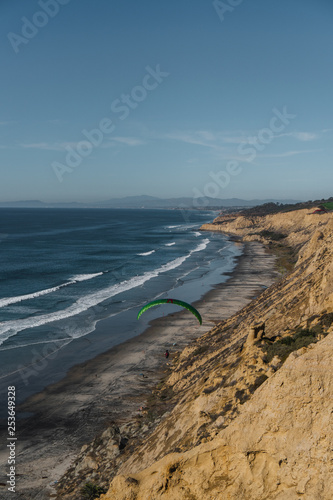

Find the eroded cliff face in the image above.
[
  {"left": 104, "top": 334, "right": 333, "bottom": 499},
  {"left": 201, "top": 208, "right": 330, "bottom": 249},
  {"left": 95, "top": 210, "right": 333, "bottom": 499}
]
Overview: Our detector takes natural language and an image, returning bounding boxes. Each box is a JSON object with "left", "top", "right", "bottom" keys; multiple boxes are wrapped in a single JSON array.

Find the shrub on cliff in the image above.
[
  {"left": 262, "top": 328, "right": 327, "bottom": 363},
  {"left": 80, "top": 482, "right": 106, "bottom": 499},
  {"left": 259, "top": 230, "right": 286, "bottom": 241}
]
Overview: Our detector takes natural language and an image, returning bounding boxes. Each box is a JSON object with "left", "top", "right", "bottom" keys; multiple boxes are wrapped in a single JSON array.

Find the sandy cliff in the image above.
[
  {"left": 200, "top": 208, "right": 330, "bottom": 248},
  {"left": 76, "top": 210, "right": 333, "bottom": 499},
  {"left": 104, "top": 334, "right": 333, "bottom": 499}
]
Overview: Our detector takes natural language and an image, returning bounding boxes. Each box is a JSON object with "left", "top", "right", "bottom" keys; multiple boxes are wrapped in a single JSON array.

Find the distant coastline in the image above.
[{"left": 0, "top": 195, "right": 302, "bottom": 210}]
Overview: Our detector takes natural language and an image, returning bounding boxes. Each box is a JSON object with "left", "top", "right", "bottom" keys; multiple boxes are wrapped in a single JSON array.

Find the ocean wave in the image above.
[
  {"left": 217, "top": 245, "right": 228, "bottom": 254},
  {"left": 177, "top": 266, "right": 200, "bottom": 281},
  {"left": 0, "top": 283, "right": 71, "bottom": 308},
  {"left": 193, "top": 231, "right": 201, "bottom": 237},
  {"left": 0, "top": 241, "right": 211, "bottom": 346},
  {"left": 0, "top": 272, "right": 104, "bottom": 309},
  {"left": 137, "top": 250, "right": 156, "bottom": 256},
  {"left": 165, "top": 242, "right": 176, "bottom": 246},
  {"left": 0, "top": 254, "right": 193, "bottom": 345},
  {"left": 166, "top": 224, "right": 199, "bottom": 230},
  {"left": 0, "top": 337, "right": 72, "bottom": 351},
  {"left": 70, "top": 272, "right": 104, "bottom": 282},
  {"left": 191, "top": 239, "right": 210, "bottom": 253}
]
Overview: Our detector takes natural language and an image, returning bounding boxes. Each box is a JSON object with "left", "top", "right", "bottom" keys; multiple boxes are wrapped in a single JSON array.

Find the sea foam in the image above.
[
  {"left": 0, "top": 240, "right": 210, "bottom": 346},
  {"left": 137, "top": 250, "right": 156, "bottom": 256},
  {"left": 0, "top": 273, "right": 104, "bottom": 308}
]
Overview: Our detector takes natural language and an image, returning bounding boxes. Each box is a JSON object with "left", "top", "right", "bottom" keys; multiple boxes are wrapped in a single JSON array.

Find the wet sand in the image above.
[{"left": 0, "top": 240, "right": 278, "bottom": 499}]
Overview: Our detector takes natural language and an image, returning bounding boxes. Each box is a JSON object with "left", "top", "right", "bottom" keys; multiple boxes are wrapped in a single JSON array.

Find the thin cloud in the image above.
[
  {"left": 16, "top": 128, "right": 328, "bottom": 156},
  {"left": 275, "top": 129, "right": 333, "bottom": 141},
  {"left": 164, "top": 130, "right": 243, "bottom": 148},
  {"left": 220, "top": 136, "right": 252, "bottom": 144},
  {"left": 164, "top": 128, "right": 328, "bottom": 150},
  {"left": 292, "top": 132, "right": 318, "bottom": 141},
  {"left": 20, "top": 142, "right": 60, "bottom": 150},
  {"left": 276, "top": 131, "right": 318, "bottom": 141},
  {"left": 165, "top": 131, "right": 223, "bottom": 150},
  {"left": 195, "top": 130, "right": 216, "bottom": 141},
  {"left": 260, "top": 149, "right": 322, "bottom": 158},
  {"left": 20, "top": 142, "right": 77, "bottom": 151},
  {"left": 19, "top": 136, "right": 144, "bottom": 151},
  {"left": 111, "top": 136, "right": 145, "bottom": 146}
]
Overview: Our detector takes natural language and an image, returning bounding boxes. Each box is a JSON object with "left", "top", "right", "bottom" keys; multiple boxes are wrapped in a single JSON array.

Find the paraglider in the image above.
[{"left": 137, "top": 298, "right": 202, "bottom": 325}]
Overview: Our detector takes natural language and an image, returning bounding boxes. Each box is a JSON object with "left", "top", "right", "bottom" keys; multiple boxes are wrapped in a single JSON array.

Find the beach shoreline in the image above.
[{"left": 0, "top": 239, "right": 278, "bottom": 498}]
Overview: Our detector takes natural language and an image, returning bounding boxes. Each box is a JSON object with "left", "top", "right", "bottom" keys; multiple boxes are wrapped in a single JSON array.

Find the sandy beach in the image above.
[{"left": 0, "top": 240, "right": 277, "bottom": 499}]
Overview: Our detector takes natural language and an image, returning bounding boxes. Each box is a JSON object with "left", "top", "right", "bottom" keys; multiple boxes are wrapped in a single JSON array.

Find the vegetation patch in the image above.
[
  {"left": 80, "top": 482, "right": 106, "bottom": 499},
  {"left": 265, "top": 242, "right": 298, "bottom": 274},
  {"left": 240, "top": 197, "right": 333, "bottom": 217},
  {"left": 258, "top": 230, "right": 286, "bottom": 241},
  {"left": 317, "top": 312, "right": 333, "bottom": 329},
  {"left": 261, "top": 328, "right": 328, "bottom": 364}
]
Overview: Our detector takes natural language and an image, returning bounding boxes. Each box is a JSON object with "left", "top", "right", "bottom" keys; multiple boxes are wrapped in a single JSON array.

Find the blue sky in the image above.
[{"left": 0, "top": 0, "right": 332, "bottom": 202}]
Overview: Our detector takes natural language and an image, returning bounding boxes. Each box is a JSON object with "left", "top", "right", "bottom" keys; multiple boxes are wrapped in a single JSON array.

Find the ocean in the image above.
[{"left": 0, "top": 208, "right": 241, "bottom": 410}]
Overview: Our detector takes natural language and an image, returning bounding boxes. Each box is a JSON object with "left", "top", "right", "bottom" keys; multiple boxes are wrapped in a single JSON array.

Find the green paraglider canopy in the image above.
[{"left": 137, "top": 298, "right": 202, "bottom": 325}]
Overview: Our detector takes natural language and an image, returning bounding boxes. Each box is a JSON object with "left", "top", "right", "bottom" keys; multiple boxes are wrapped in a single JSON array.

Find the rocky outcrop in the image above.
[
  {"left": 246, "top": 321, "right": 265, "bottom": 346},
  {"left": 74, "top": 209, "right": 333, "bottom": 499}
]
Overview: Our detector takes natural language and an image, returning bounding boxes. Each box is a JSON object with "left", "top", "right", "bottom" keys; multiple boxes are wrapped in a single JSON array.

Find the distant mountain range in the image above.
[{"left": 0, "top": 195, "right": 302, "bottom": 209}]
